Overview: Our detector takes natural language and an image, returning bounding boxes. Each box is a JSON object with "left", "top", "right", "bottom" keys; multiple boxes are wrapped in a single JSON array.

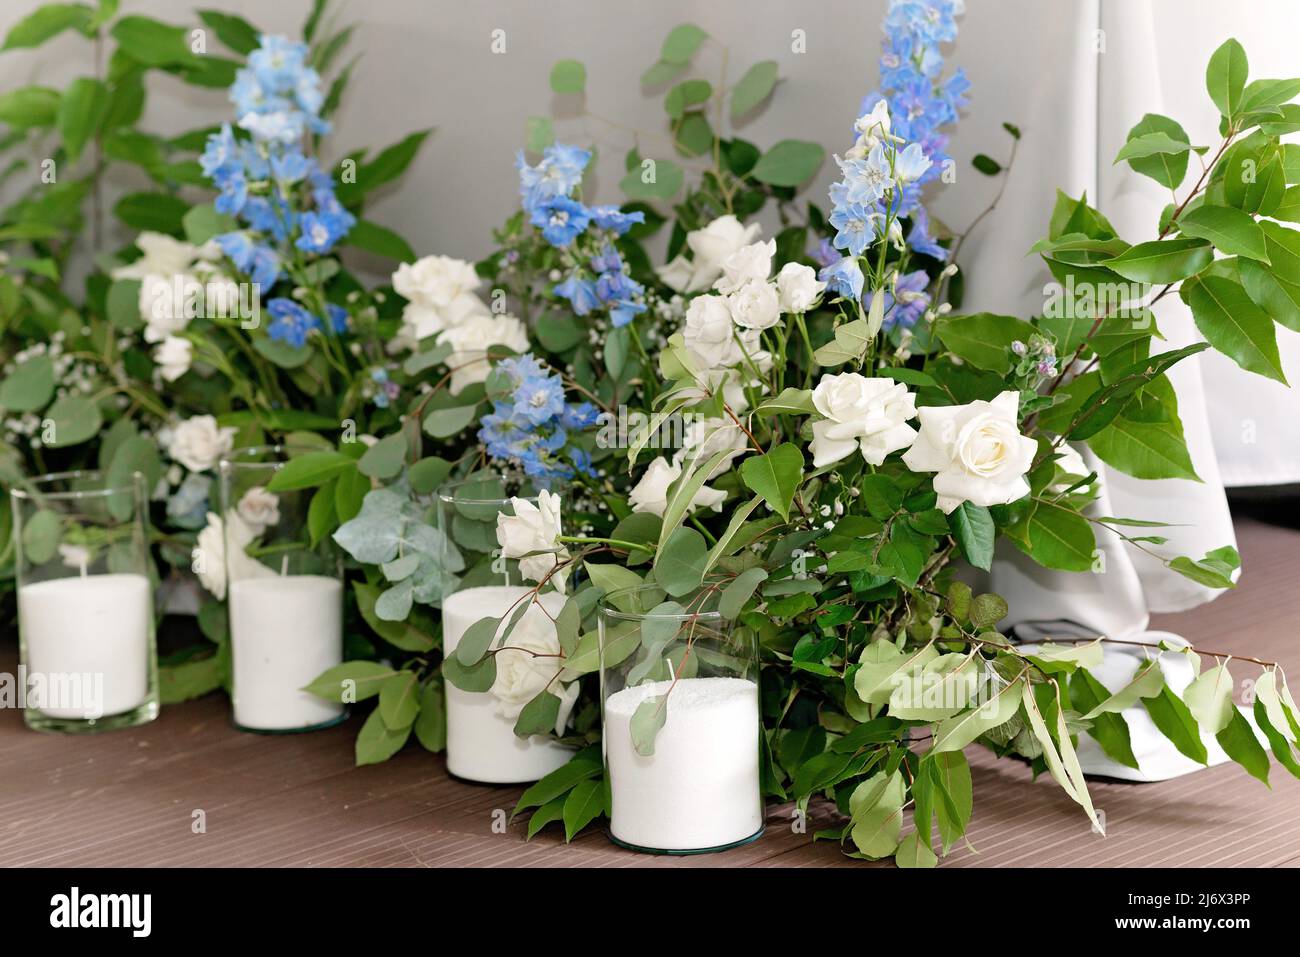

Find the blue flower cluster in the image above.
[
  {"left": 478, "top": 354, "right": 600, "bottom": 486},
  {"left": 818, "top": 0, "right": 966, "bottom": 304},
  {"left": 201, "top": 35, "right": 356, "bottom": 346},
  {"left": 265, "top": 297, "right": 348, "bottom": 349},
  {"left": 517, "top": 143, "right": 648, "bottom": 328},
  {"left": 868, "top": 0, "right": 968, "bottom": 258}
]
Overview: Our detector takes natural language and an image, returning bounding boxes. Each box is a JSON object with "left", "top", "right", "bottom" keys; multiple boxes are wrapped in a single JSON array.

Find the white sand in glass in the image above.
[
  {"left": 605, "top": 676, "right": 762, "bottom": 851},
  {"left": 18, "top": 573, "right": 151, "bottom": 719},
  {"left": 229, "top": 575, "right": 343, "bottom": 730},
  {"left": 441, "top": 585, "right": 572, "bottom": 783}
]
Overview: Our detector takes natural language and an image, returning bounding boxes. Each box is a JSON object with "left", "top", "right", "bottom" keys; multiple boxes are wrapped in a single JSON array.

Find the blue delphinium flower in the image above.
[
  {"left": 531, "top": 195, "right": 590, "bottom": 247},
  {"left": 477, "top": 353, "right": 599, "bottom": 487},
  {"left": 820, "top": 257, "right": 866, "bottom": 300},
  {"left": 588, "top": 205, "right": 646, "bottom": 235},
  {"left": 369, "top": 368, "right": 400, "bottom": 408},
  {"left": 266, "top": 298, "right": 321, "bottom": 348},
  {"left": 882, "top": 269, "right": 932, "bottom": 330},
  {"left": 517, "top": 143, "right": 591, "bottom": 213},
  {"left": 829, "top": 203, "right": 879, "bottom": 257},
  {"left": 204, "top": 34, "right": 355, "bottom": 327},
  {"left": 554, "top": 274, "right": 600, "bottom": 316}
]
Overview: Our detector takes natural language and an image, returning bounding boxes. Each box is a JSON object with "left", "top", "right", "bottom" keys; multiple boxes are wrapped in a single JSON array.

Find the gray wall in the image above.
[{"left": 1, "top": 0, "right": 1294, "bottom": 276}]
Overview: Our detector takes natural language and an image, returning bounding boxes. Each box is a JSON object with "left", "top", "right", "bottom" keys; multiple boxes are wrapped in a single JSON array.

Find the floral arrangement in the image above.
[{"left": 5, "top": 0, "right": 1300, "bottom": 868}]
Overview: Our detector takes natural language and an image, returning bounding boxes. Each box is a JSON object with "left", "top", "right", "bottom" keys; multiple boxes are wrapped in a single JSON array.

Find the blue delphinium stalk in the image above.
[
  {"left": 478, "top": 353, "right": 599, "bottom": 487},
  {"left": 517, "top": 142, "right": 648, "bottom": 329},
  {"left": 201, "top": 34, "right": 356, "bottom": 347}
]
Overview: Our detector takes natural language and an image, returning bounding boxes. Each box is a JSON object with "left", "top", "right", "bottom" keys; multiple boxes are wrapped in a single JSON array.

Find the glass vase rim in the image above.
[
  {"left": 599, "top": 584, "right": 724, "bottom": 622},
  {"left": 9, "top": 469, "right": 145, "bottom": 502},
  {"left": 219, "top": 443, "right": 326, "bottom": 470},
  {"left": 435, "top": 476, "right": 541, "bottom": 507}
]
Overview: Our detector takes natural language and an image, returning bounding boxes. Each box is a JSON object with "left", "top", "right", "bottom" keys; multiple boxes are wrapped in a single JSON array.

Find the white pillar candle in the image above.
[
  {"left": 18, "top": 573, "right": 151, "bottom": 720},
  {"left": 229, "top": 575, "right": 343, "bottom": 731},
  {"left": 605, "top": 676, "right": 762, "bottom": 851},
  {"left": 441, "top": 585, "right": 572, "bottom": 783}
]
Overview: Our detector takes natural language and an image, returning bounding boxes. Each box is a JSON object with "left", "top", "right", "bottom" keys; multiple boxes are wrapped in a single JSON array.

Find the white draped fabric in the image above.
[{"left": 950, "top": 0, "right": 1299, "bottom": 778}]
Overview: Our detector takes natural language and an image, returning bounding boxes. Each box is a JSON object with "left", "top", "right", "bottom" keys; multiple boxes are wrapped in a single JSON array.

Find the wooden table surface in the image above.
[{"left": 3, "top": 513, "right": 1298, "bottom": 869}]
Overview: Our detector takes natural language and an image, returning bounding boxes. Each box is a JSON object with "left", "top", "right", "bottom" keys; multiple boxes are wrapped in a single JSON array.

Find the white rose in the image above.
[
  {"left": 438, "top": 312, "right": 529, "bottom": 394},
  {"left": 192, "top": 510, "right": 274, "bottom": 601},
  {"left": 166, "top": 415, "right": 237, "bottom": 473},
  {"left": 496, "top": 490, "right": 570, "bottom": 592},
  {"left": 810, "top": 373, "right": 918, "bottom": 468},
  {"left": 236, "top": 486, "right": 281, "bottom": 536},
  {"left": 393, "top": 255, "right": 482, "bottom": 309},
  {"left": 655, "top": 255, "right": 696, "bottom": 293},
  {"left": 682, "top": 294, "right": 743, "bottom": 369},
  {"left": 152, "top": 336, "right": 193, "bottom": 382},
  {"left": 112, "top": 232, "right": 217, "bottom": 281},
  {"left": 627, "top": 456, "right": 726, "bottom": 517},
  {"left": 138, "top": 273, "right": 196, "bottom": 343},
  {"left": 656, "top": 215, "right": 762, "bottom": 293},
  {"left": 902, "top": 391, "right": 1037, "bottom": 514},
  {"left": 727, "top": 279, "right": 782, "bottom": 331},
  {"left": 490, "top": 598, "right": 579, "bottom": 734},
  {"left": 714, "top": 239, "right": 775, "bottom": 294},
  {"left": 776, "top": 262, "right": 826, "bottom": 313}
]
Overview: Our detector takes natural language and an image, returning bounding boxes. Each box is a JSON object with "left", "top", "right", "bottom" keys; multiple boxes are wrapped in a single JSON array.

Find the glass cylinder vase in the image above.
[
  {"left": 11, "top": 470, "right": 158, "bottom": 733},
  {"left": 218, "top": 445, "right": 344, "bottom": 733},
  {"left": 598, "top": 584, "right": 763, "bottom": 854},
  {"left": 434, "top": 477, "right": 574, "bottom": 784}
]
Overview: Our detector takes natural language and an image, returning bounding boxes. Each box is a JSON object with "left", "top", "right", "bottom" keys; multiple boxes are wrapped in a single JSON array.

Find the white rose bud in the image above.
[
  {"left": 682, "top": 294, "right": 743, "bottom": 369},
  {"left": 495, "top": 490, "right": 570, "bottom": 592},
  {"left": 166, "top": 415, "right": 237, "bottom": 473},
  {"left": 776, "top": 262, "right": 827, "bottom": 314},
  {"left": 236, "top": 486, "right": 281, "bottom": 537},
  {"left": 714, "top": 239, "right": 776, "bottom": 295},
  {"left": 152, "top": 335, "right": 193, "bottom": 382},
  {"left": 727, "top": 279, "right": 782, "bottom": 331},
  {"left": 628, "top": 456, "right": 726, "bottom": 517}
]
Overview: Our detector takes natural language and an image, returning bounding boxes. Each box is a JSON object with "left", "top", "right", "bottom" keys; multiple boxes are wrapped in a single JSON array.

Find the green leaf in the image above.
[
  {"left": 549, "top": 59, "right": 585, "bottom": 95},
  {"left": 971, "top": 154, "right": 1002, "bottom": 175},
  {"left": 813, "top": 318, "right": 873, "bottom": 366},
  {"left": 664, "top": 79, "right": 711, "bottom": 118},
  {"left": 423, "top": 405, "right": 477, "bottom": 438},
  {"left": 751, "top": 139, "right": 825, "bottom": 187},
  {"left": 3, "top": 4, "right": 93, "bottom": 50},
  {"left": 21, "top": 509, "right": 61, "bottom": 565},
  {"left": 302, "top": 660, "right": 397, "bottom": 702},
  {"left": 346, "top": 219, "right": 415, "bottom": 262},
  {"left": 110, "top": 15, "right": 197, "bottom": 67},
  {"left": 0, "top": 86, "right": 60, "bottom": 129},
  {"left": 197, "top": 9, "right": 260, "bottom": 54},
  {"left": 1216, "top": 707, "right": 1271, "bottom": 785},
  {"left": 1183, "top": 664, "right": 1235, "bottom": 734},
  {"left": 561, "top": 777, "right": 604, "bottom": 841},
  {"left": 895, "top": 830, "right": 938, "bottom": 868},
  {"left": 357, "top": 432, "right": 406, "bottom": 479},
  {"left": 630, "top": 695, "right": 669, "bottom": 756},
  {"left": 44, "top": 395, "right": 101, "bottom": 446},
  {"left": 336, "top": 130, "right": 432, "bottom": 205},
  {"left": 1177, "top": 204, "right": 1269, "bottom": 261},
  {"left": 641, "top": 59, "right": 686, "bottom": 87},
  {"left": 0, "top": 355, "right": 54, "bottom": 411},
  {"left": 1144, "top": 685, "right": 1209, "bottom": 765},
  {"left": 512, "top": 751, "right": 602, "bottom": 818},
  {"left": 1113, "top": 130, "right": 1193, "bottom": 163},
  {"left": 1107, "top": 237, "right": 1213, "bottom": 284},
  {"left": 1013, "top": 501, "right": 1096, "bottom": 572},
  {"left": 355, "top": 707, "right": 411, "bottom": 766},
  {"left": 1089, "top": 413, "right": 1199, "bottom": 482},
  {"left": 618, "top": 157, "right": 684, "bottom": 201},
  {"left": 113, "top": 192, "right": 188, "bottom": 234},
  {"left": 1122, "top": 113, "right": 1190, "bottom": 189},
  {"left": 719, "top": 567, "right": 768, "bottom": 619},
  {"left": 441, "top": 652, "right": 496, "bottom": 693},
  {"left": 414, "top": 681, "right": 446, "bottom": 752},
  {"left": 1168, "top": 545, "right": 1239, "bottom": 589},
  {"left": 654, "top": 526, "right": 707, "bottom": 597},
  {"left": 848, "top": 770, "right": 905, "bottom": 859},
  {"left": 378, "top": 670, "right": 420, "bottom": 729},
  {"left": 1080, "top": 658, "right": 1165, "bottom": 719},
  {"left": 738, "top": 443, "right": 802, "bottom": 521},
  {"left": 1070, "top": 669, "right": 1140, "bottom": 769},
  {"left": 408, "top": 456, "right": 452, "bottom": 495},
  {"left": 266, "top": 451, "right": 354, "bottom": 491},
  {"left": 969, "top": 593, "right": 1009, "bottom": 629},
  {"left": 455, "top": 615, "right": 502, "bottom": 666},
  {"left": 182, "top": 203, "right": 237, "bottom": 245},
  {"left": 661, "top": 23, "right": 707, "bottom": 64},
  {"left": 1240, "top": 221, "right": 1300, "bottom": 332},
  {"left": 1206, "top": 38, "right": 1249, "bottom": 119},
  {"left": 57, "top": 77, "right": 108, "bottom": 164},
  {"left": 514, "top": 691, "right": 560, "bottom": 737},
  {"left": 1182, "top": 274, "right": 1287, "bottom": 382},
  {"left": 948, "top": 502, "right": 993, "bottom": 571},
  {"left": 730, "top": 60, "right": 778, "bottom": 120},
  {"left": 931, "top": 677, "right": 1023, "bottom": 752},
  {"left": 935, "top": 312, "right": 1037, "bottom": 374}
]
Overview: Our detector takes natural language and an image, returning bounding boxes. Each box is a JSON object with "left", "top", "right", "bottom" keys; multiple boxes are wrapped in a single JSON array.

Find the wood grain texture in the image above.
[{"left": 1, "top": 515, "right": 1297, "bottom": 868}]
